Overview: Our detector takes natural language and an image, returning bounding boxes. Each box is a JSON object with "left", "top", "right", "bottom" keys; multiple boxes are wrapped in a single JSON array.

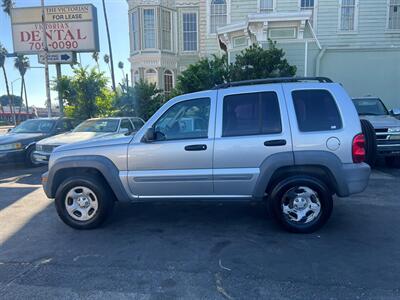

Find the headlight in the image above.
[
  {"left": 0, "top": 143, "right": 23, "bottom": 151},
  {"left": 36, "top": 144, "right": 43, "bottom": 151},
  {"left": 388, "top": 127, "right": 400, "bottom": 133}
]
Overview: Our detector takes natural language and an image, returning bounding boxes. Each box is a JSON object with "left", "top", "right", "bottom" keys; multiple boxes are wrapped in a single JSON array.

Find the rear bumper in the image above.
[
  {"left": 338, "top": 163, "right": 370, "bottom": 197},
  {"left": 0, "top": 149, "right": 26, "bottom": 164}
]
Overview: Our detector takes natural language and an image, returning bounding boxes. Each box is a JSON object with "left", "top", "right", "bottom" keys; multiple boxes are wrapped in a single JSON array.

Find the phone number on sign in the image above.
[{"left": 29, "top": 41, "right": 79, "bottom": 51}]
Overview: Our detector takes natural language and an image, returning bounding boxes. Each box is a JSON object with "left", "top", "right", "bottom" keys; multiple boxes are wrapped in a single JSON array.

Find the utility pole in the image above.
[
  {"left": 55, "top": 63, "right": 63, "bottom": 116},
  {"left": 102, "top": 0, "right": 116, "bottom": 91},
  {"left": 41, "top": 0, "right": 52, "bottom": 118}
]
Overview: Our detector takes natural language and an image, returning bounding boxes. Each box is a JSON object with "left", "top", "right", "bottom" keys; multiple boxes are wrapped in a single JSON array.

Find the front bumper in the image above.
[
  {"left": 0, "top": 149, "right": 26, "bottom": 164},
  {"left": 33, "top": 151, "right": 51, "bottom": 164},
  {"left": 377, "top": 141, "right": 400, "bottom": 157}
]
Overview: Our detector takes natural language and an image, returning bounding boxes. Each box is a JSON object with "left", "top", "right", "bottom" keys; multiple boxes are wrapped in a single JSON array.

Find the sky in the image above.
[{"left": 0, "top": 0, "right": 129, "bottom": 107}]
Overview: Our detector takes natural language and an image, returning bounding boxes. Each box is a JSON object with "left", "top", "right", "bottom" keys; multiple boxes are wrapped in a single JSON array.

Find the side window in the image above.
[
  {"left": 154, "top": 98, "right": 210, "bottom": 141},
  {"left": 132, "top": 119, "right": 144, "bottom": 130},
  {"left": 222, "top": 92, "right": 282, "bottom": 137},
  {"left": 120, "top": 119, "right": 134, "bottom": 133},
  {"left": 292, "top": 89, "right": 342, "bottom": 132},
  {"left": 56, "top": 120, "right": 72, "bottom": 132}
]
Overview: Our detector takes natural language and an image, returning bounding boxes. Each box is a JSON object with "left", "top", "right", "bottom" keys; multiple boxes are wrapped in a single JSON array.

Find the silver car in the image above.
[
  {"left": 42, "top": 77, "right": 370, "bottom": 233},
  {"left": 34, "top": 117, "right": 144, "bottom": 163}
]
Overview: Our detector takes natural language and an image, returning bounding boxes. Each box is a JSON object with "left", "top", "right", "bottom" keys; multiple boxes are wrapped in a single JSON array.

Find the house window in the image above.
[
  {"left": 183, "top": 12, "right": 198, "bottom": 51},
  {"left": 133, "top": 71, "right": 140, "bottom": 84},
  {"left": 162, "top": 10, "right": 172, "bottom": 51},
  {"left": 340, "top": 0, "right": 357, "bottom": 31},
  {"left": 164, "top": 70, "right": 173, "bottom": 95},
  {"left": 210, "top": 0, "right": 227, "bottom": 34},
  {"left": 132, "top": 10, "right": 139, "bottom": 50},
  {"left": 268, "top": 28, "right": 297, "bottom": 39},
  {"left": 301, "top": 0, "right": 315, "bottom": 26},
  {"left": 145, "top": 69, "right": 157, "bottom": 85},
  {"left": 143, "top": 9, "right": 156, "bottom": 48},
  {"left": 233, "top": 36, "right": 247, "bottom": 48},
  {"left": 389, "top": 0, "right": 400, "bottom": 30},
  {"left": 260, "top": 0, "right": 274, "bottom": 13}
]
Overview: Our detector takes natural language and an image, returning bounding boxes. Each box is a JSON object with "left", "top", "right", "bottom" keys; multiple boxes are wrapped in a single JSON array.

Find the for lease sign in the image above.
[{"left": 11, "top": 4, "right": 99, "bottom": 54}]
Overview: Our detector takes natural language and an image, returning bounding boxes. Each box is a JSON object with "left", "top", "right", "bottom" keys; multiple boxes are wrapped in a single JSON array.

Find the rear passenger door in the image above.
[
  {"left": 282, "top": 84, "right": 349, "bottom": 162},
  {"left": 213, "top": 85, "right": 293, "bottom": 197}
]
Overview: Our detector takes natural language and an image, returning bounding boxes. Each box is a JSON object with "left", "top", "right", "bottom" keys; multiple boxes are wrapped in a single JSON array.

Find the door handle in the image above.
[
  {"left": 264, "top": 139, "right": 287, "bottom": 147},
  {"left": 184, "top": 144, "right": 207, "bottom": 151}
]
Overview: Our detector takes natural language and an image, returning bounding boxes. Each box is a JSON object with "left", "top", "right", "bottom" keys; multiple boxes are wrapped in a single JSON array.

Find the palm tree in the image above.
[
  {"left": 102, "top": 0, "right": 116, "bottom": 91},
  {"left": 118, "top": 61, "right": 125, "bottom": 82},
  {"left": 1, "top": 0, "right": 13, "bottom": 15},
  {"left": 0, "top": 44, "right": 11, "bottom": 116},
  {"left": 103, "top": 54, "right": 111, "bottom": 75},
  {"left": 92, "top": 52, "right": 100, "bottom": 70},
  {"left": 14, "top": 55, "right": 30, "bottom": 113}
]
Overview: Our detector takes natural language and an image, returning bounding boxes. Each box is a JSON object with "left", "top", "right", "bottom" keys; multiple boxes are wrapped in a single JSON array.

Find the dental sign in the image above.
[{"left": 11, "top": 4, "right": 99, "bottom": 54}]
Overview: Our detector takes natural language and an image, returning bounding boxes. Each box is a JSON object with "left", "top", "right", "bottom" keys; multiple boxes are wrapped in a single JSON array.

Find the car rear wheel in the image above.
[
  {"left": 268, "top": 176, "right": 333, "bottom": 233},
  {"left": 55, "top": 176, "right": 115, "bottom": 229}
]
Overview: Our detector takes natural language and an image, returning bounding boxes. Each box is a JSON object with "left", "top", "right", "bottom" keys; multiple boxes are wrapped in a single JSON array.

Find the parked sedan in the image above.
[
  {"left": 34, "top": 117, "right": 144, "bottom": 164},
  {"left": 0, "top": 118, "right": 75, "bottom": 167}
]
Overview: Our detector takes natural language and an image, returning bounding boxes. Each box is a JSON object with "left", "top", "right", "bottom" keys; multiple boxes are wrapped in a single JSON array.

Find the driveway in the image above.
[{"left": 0, "top": 164, "right": 399, "bottom": 299}]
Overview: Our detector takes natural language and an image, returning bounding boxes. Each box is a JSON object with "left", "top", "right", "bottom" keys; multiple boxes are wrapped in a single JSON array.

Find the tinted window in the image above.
[
  {"left": 56, "top": 119, "right": 73, "bottom": 132},
  {"left": 223, "top": 92, "right": 282, "bottom": 137},
  {"left": 154, "top": 98, "right": 210, "bottom": 141},
  {"left": 292, "top": 90, "right": 342, "bottom": 132},
  {"left": 120, "top": 119, "right": 134, "bottom": 133}
]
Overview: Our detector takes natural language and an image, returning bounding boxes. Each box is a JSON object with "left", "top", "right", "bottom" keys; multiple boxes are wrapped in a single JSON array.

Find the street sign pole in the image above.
[
  {"left": 41, "top": 0, "right": 52, "bottom": 118},
  {"left": 55, "top": 63, "right": 64, "bottom": 116}
]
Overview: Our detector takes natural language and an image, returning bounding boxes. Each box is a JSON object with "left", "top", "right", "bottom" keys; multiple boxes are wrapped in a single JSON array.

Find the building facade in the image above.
[{"left": 127, "top": 0, "right": 400, "bottom": 107}]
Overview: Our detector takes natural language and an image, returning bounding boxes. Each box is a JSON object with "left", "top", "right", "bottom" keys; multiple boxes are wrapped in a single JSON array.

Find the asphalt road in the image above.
[{"left": 0, "top": 164, "right": 400, "bottom": 299}]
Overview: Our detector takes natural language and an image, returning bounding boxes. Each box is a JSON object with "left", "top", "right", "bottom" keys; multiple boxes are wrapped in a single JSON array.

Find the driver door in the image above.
[{"left": 127, "top": 96, "right": 216, "bottom": 198}]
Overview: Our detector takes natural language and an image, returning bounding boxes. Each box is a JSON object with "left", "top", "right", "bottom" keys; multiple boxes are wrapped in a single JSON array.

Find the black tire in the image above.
[
  {"left": 385, "top": 156, "right": 400, "bottom": 168},
  {"left": 268, "top": 176, "right": 333, "bottom": 233},
  {"left": 55, "top": 175, "right": 115, "bottom": 229},
  {"left": 25, "top": 145, "right": 41, "bottom": 168},
  {"left": 360, "top": 119, "right": 377, "bottom": 167}
]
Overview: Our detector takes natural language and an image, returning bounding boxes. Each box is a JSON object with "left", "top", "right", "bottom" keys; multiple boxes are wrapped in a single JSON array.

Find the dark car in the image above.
[{"left": 0, "top": 118, "right": 74, "bottom": 167}]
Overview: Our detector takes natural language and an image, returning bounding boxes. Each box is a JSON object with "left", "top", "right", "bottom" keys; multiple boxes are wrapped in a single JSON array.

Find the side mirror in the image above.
[
  {"left": 7, "top": 128, "right": 12, "bottom": 133},
  {"left": 390, "top": 108, "right": 400, "bottom": 116},
  {"left": 142, "top": 127, "right": 155, "bottom": 143}
]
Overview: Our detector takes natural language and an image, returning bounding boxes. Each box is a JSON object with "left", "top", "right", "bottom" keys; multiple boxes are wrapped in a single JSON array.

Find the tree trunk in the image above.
[
  {"left": 102, "top": 0, "right": 116, "bottom": 91},
  {"left": 1, "top": 66, "right": 14, "bottom": 124},
  {"left": 24, "top": 79, "right": 29, "bottom": 114},
  {"left": 18, "top": 77, "right": 23, "bottom": 117}
]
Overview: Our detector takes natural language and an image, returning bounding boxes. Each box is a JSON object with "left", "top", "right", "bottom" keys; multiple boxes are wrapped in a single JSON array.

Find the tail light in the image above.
[{"left": 352, "top": 134, "right": 365, "bottom": 163}]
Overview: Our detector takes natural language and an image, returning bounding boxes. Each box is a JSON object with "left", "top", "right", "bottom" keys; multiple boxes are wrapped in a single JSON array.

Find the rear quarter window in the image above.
[{"left": 292, "top": 89, "right": 342, "bottom": 132}]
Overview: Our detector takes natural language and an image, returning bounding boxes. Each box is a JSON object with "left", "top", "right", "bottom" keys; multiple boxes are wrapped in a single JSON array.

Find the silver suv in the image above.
[{"left": 42, "top": 77, "right": 371, "bottom": 233}]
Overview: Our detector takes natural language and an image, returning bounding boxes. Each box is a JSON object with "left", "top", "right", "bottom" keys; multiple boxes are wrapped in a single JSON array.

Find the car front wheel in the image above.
[
  {"left": 268, "top": 176, "right": 333, "bottom": 233},
  {"left": 55, "top": 176, "right": 115, "bottom": 229}
]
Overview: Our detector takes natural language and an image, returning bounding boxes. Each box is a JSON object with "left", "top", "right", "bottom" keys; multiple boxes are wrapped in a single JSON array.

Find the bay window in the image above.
[
  {"left": 143, "top": 9, "right": 156, "bottom": 49},
  {"left": 183, "top": 12, "right": 198, "bottom": 51}
]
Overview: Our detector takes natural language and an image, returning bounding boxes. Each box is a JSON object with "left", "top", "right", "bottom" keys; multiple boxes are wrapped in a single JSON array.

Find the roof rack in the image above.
[{"left": 212, "top": 77, "right": 333, "bottom": 89}]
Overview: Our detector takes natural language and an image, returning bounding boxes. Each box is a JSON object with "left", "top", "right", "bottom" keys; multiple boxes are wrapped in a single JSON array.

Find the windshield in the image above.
[
  {"left": 12, "top": 119, "right": 56, "bottom": 134},
  {"left": 353, "top": 98, "right": 389, "bottom": 116},
  {"left": 73, "top": 119, "right": 120, "bottom": 133}
]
